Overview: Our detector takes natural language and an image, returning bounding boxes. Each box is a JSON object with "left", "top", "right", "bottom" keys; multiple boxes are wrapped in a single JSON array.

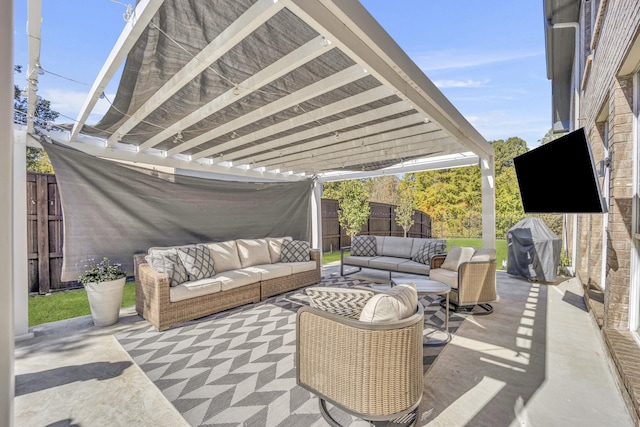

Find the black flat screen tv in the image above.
[{"left": 513, "top": 127, "right": 607, "bottom": 214}]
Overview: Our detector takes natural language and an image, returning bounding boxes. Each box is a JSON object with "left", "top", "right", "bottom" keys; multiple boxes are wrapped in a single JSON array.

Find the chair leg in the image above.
[
  {"left": 318, "top": 399, "right": 346, "bottom": 427},
  {"left": 440, "top": 299, "right": 493, "bottom": 315},
  {"left": 318, "top": 398, "right": 419, "bottom": 427}
]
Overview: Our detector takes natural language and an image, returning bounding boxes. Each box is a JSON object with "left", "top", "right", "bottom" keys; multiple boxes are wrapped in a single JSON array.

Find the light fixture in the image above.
[
  {"left": 233, "top": 86, "right": 240, "bottom": 95},
  {"left": 231, "top": 131, "right": 238, "bottom": 139},
  {"left": 322, "top": 37, "right": 331, "bottom": 47}
]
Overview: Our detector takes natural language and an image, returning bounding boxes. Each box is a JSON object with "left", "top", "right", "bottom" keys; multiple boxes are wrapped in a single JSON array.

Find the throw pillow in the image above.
[
  {"left": 145, "top": 252, "right": 189, "bottom": 287},
  {"left": 412, "top": 240, "right": 446, "bottom": 265},
  {"left": 441, "top": 245, "right": 475, "bottom": 271},
  {"left": 359, "top": 284, "right": 418, "bottom": 323},
  {"left": 306, "top": 287, "right": 375, "bottom": 319},
  {"left": 177, "top": 244, "right": 216, "bottom": 281},
  {"left": 281, "top": 240, "right": 310, "bottom": 263},
  {"left": 350, "top": 235, "right": 377, "bottom": 257}
]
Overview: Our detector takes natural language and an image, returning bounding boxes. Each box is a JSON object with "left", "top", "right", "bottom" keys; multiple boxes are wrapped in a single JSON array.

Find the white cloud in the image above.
[
  {"left": 40, "top": 88, "right": 114, "bottom": 125},
  {"left": 414, "top": 50, "right": 543, "bottom": 72},
  {"left": 463, "top": 110, "right": 550, "bottom": 148},
  {"left": 433, "top": 78, "right": 489, "bottom": 88}
]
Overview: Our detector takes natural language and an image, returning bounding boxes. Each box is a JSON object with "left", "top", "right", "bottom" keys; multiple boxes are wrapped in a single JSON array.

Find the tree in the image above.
[
  {"left": 492, "top": 137, "right": 528, "bottom": 175},
  {"left": 14, "top": 65, "right": 58, "bottom": 173},
  {"left": 335, "top": 180, "right": 370, "bottom": 238},
  {"left": 394, "top": 185, "right": 415, "bottom": 237},
  {"left": 366, "top": 175, "right": 400, "bottom": 204}
]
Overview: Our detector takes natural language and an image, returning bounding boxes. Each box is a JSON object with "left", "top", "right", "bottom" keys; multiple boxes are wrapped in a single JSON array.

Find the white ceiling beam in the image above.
[
  {"left": 190, "top": 78, "right": 392, "bottom": 160},
  {"left": 70, "top": 0, "right": 164, "bottom": 142},
  {"left": 279, "top": 132, "right": 450, "bottom": 171},
  {"left": 221, "top": 102, "right": 417, "bottom": 163},
  {"left": 317, "top": 153, "right": 480, "bottom": 182},
  {"left": 26, "top": 0, "right": 42, "bottom": 134},
  {"left": 106, "top": 0, "right": 285, "bottom": 147},
  {"left": 257, "top": 121, "right": 440, "bottom": 167},
  {"left": 283, "top": 0, "right": 493, "bottom": 160},
  {"left": 169, "top": 64, "right": 368, "bottom": 157}
]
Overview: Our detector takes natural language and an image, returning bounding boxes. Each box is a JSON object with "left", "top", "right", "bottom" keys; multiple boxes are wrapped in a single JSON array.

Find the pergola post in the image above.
[
  {"left": 1, "top": 0, "right": 15, "bottom": 424},
  {"left": 311, "top": 180, "right": 323, "bottom": 253},
  {"left": 481, "top": 155, "right": 496, "bottom": 250}
]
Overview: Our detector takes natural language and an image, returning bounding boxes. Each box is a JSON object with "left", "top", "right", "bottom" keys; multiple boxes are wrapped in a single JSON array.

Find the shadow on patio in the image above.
[{"left": 14, "top": 269, "right": 634, "bottom": 427}]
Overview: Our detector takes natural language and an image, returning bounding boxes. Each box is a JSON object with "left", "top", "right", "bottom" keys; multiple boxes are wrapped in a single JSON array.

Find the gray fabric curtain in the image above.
[{"left": 44, "top": 142, "right": 313, "bottom": 281}]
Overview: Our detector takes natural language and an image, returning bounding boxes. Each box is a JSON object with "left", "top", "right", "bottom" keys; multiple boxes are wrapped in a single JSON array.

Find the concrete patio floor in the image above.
[{"left": 14, "top": 266, "right": 636, "bottom": 426}]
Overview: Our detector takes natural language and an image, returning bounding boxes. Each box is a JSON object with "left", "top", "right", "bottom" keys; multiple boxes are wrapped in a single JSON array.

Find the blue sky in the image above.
[{"left": 13, "top": 0, "right": 551, "bottom": 148}]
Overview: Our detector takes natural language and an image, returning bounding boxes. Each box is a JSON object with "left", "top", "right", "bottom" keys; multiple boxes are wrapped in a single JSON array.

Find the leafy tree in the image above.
[
  {"left": 366, "top": 175, "right": 400, "bottom": 204},
  {"left": 539, "top": 128, "right": 561, "bottom": 145},
  {"left": 492, "top": 137, "right": 528, "bottom": 175},
  {"left": 14, "top": 65, "right": 58, "bottom": 173},
  {"left": 334, "top": 180, "right": 370, "bottom": 238},
  {"left": 394, "top": 185, "right": 415, "bottom": 237}
]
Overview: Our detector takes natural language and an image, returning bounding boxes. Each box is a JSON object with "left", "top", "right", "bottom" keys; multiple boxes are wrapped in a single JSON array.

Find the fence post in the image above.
[{"left": 36, "top": 174, "right": 50, "bottom": 294}]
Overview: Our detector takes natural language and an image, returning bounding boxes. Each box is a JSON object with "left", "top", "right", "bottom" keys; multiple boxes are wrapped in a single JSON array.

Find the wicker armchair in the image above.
[
  {"left": 296, "top": 295, "right": 424, "bottom": 426},
  {"left": 430, "top": 248, "right": 497, "bottom": 314}
]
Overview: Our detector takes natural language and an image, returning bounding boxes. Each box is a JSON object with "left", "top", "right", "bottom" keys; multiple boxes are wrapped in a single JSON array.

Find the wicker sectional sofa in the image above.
[
  {"left": 340, "top": 235, "right": 447, "bottom": 278},
  {"left": 134, "top": 237, "right": 321, "bottom": 331}
]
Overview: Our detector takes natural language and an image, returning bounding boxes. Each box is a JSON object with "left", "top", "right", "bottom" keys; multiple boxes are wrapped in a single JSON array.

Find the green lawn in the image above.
[{"left": 28, "top": 281, "right": 136, "bottom": 327}]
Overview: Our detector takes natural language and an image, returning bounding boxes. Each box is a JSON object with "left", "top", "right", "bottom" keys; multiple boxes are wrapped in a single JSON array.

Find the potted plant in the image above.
[{"left": 79, "top": 257, "right": 127, "bottom": 327}]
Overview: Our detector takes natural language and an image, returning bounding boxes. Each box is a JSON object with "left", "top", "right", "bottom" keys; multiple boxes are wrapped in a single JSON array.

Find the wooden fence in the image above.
[
  {"left": 321, "top": 199, "right": 432, "bottom": 253},
  {"left": 25, "top": 175, "right": 433, "bottom": 291},
  {"left": 27, "top": 173, "right": 65, "bottom": 293}
]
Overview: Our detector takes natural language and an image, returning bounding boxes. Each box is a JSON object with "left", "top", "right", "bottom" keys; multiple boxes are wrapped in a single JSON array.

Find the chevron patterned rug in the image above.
[{"left": 116, "top": 277, "right": 466, "bottom": 426}]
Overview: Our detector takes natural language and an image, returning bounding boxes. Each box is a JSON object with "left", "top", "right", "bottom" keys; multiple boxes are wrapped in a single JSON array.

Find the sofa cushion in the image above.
[
  {"left": 379, "top": 236, "right": 413, "bottom": 258},
  {"left": 281, "top": 240, "right": 310, "bottom": 263},
  {"left": 359, "top": 284, "right": 418, "bottom": 323},
  {"left": 148, "top": 244, "right": 192, "bottom": 257},
  {"left": 368, "top": 256, "right": 409, "bottom": 271},
  {"left": 429, "top": 268, "right": 459, "bottom": 289},
  {"left": 169, "top": 277, "right": 222, "bottom": 302},
  {"left": 245, "top": 263, "right": 293, "bottom": 280},
  {"left": 145, "top": 252, "right": 189, "bottom": 287},
  {"left": 342, "top": 255, "right": 377, "bottom": 267},
  {"left": 266, "top": 236, "right": 293, "bottom": 263},
  {"left": 236, "top": 239, "right": 272, "bottom": 268},
  {"left": 306, "top": 287, "right": 375, "bottom": 319},
  {"left": 285, "top": 260, "right": 317, "bottom": 274},
  {"left": 471, "top": 248, "right": 496, "bottom": 262},
  {"left": 206, "top": 240, "right": 242, "bottom": 273},
  {"left": 397, "top": 260, "right": 430, "bottom": 276},
  {"left": 177, "top": 244, "right": 216, "bottom": 281},
  {"left": 215, "top": 269, "right": 262, "bottom": 291},
  {"left": 441, "top": 245, "right": 475, "bottom": 272},
  {"left": 351, "top": 235, "right": 377, "bottom": 257},
  {"left": 412, "top": 240, "right": 446, "bottom": 264}
]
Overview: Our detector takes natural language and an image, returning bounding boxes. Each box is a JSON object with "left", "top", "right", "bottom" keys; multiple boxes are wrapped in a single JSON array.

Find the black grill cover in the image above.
[{"left": 507, "top": 217, "right": 562, "bottom": 282}]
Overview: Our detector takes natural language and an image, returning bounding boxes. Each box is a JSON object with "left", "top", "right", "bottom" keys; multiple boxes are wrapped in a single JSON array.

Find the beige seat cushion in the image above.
[
  {"left": 471, "top": 248, "right": 496, "bottom": 262},
  {"left": 236, "top": 239, "right": 272, "bottom": 268},
  {"left": 206, "top": 241, "right": 242, "bottom": 273},
  {"left": 214, "top": 269, "right": 262, "bottom": 291},
  {"left": 169, "top": 278, "right": 222, "bottom": 302},
  {"left": 429, "top": 268, "right": 459, "bottom": 289},
  {"left": 359, "top": 284, "right": 418, "bottom": 323},
  {"left": 280, "top": 260, "right": 317, "bottom": 274},
  {"left": 441, "top": 245, "right": 475, "bottom": 271},
  {"left": 245, "top": 263, "right": 293, "bottom": 280},
  {"left": 368, "top": 256, "right": 409, "bottom": 271}
]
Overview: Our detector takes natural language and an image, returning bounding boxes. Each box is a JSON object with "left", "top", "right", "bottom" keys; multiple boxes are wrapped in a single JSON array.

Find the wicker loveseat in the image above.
[
  {"left": 340, "top": 235, "right": 447, "bottom": 278},
  {"left": 134, "top": 237, "right": 320, "bottom": 330}
]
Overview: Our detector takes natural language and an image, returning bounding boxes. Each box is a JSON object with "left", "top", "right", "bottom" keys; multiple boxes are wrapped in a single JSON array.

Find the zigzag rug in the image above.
[{"left": 115, "top": 277, "right": 467, "bottom": 426}]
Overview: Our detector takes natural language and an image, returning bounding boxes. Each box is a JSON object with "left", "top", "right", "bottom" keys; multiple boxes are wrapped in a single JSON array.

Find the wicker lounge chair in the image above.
[{"left": 296, "top": 291, "right": 424, "bottom": 426}]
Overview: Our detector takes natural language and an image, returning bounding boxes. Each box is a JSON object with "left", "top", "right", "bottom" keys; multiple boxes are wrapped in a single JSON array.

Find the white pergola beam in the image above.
[
  {"left": 284, "top": 0, "right": 494, "bottom": 161},
  {"left": 223, "top": 102, "right": 416, "bottom": 163},
  {"left": 26, "top": 0, "right": 42, "bottom": 134},
  {"left": 106, "top": 0, "right": 285, "bottom": 147},
  {"left": 190, "top": 78, "right": 391, "bottom": 160},
  {"left": 70, "top": 0, "right": 164, "bottom": 141},
  {"left": 258, "top": 122, "right": 441, "bottom": 167},
  {"left": 318, "top": 153, "right": 479, "bottom": 182},
  {"left": 281, "top": 133, "right": 451, "bottom": 172},
  {"left": 164, "top": 36, "right": 350, "bottom": 156}
]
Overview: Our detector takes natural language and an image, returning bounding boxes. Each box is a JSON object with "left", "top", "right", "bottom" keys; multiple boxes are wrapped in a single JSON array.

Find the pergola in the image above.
[{"left": 2, "top": 1, "right": 495, "bottom": 423}]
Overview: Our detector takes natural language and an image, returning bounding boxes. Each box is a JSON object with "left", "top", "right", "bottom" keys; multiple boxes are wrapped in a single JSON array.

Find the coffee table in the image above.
[{"left": 392, "top": 277, "right": 451, "bottom": 346}]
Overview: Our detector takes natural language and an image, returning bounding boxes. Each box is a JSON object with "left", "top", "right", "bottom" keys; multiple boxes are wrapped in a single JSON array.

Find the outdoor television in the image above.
[{"left": 513, "top": 127, "right": 607, "bottom": 214}]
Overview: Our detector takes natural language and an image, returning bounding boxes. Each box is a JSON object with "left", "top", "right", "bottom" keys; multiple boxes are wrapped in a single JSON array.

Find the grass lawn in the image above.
[{"left": 29, "top": 281, "right": 136, "bottom": 327}]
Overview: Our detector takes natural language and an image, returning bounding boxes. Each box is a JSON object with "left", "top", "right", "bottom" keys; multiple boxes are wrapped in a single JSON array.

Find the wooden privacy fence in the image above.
[
  {"left": 321, "top": 199, "right": 432, "bottom": 253},
  {"left": 25, "top": 175, "right": 433, "bottom": 292}
]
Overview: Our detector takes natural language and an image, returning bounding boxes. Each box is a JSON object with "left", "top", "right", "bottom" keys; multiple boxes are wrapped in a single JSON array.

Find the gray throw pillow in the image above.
[
  {"left": 306, "top": 287, "right": 375, "bottom": 319},
  {"left": 281, "top": 240, "right": 310, "bottom": 263},
  {"left": 145, "top": 252, "right": 189, "bottom": 287},
  {"left": 412, "top": 240, "right": 446, "bottom": 265},
  {"left": 351, "top": 235, "right": 376, "bottom": 257},
  {"left": 177, "top": 244, "right": 216, "bottom": 281}
]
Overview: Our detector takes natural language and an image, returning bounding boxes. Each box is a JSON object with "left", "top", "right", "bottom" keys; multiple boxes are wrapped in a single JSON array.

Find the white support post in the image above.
[
  {"left": 14, "top": 137, "right": 32, "bottom": 341},
  {"left": 1, "top": 0, "right": 15, "bottom": 425},
  {"left": 311, "top": 180, "right": 323, "bottom": 253},
  {"left": 481, "top": 155, "right": 496, "bottom": 250}
]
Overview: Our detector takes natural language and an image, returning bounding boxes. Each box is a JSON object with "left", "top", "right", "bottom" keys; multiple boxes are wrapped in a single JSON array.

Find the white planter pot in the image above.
[{"left": 85, "top": 277, "right": 126, "bottom": 327}]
